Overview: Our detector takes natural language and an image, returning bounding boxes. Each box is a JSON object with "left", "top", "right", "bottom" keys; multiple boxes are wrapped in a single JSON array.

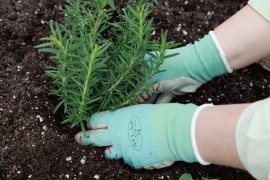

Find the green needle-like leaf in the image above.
[{"left": 37, "top": 0, "right": 177, "bottom": 131}]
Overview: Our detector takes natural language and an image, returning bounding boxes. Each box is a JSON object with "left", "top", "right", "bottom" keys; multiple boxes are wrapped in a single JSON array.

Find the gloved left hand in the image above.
[
  {"left": 139, "top": 31, "right": 232, "bottom": 104},
  {"left": 75, "top": 103, "right": 207, "bottom": 169}
]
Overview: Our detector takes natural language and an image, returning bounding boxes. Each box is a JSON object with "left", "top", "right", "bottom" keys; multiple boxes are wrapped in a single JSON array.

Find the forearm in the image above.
[
  {"left": 195, "top": 104, "right": 250, "bottom": 170},
  {"left": 214, "top": 5, "right": 270, "bottom": 70},
  {"left": 193, "top": 5, "right": 270, "bottom": 168}
]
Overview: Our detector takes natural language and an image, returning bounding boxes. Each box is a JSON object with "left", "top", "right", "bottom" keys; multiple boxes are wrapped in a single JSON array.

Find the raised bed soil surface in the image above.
[{"left": 1, "top": 0, "right": 269, "bottom": 179}]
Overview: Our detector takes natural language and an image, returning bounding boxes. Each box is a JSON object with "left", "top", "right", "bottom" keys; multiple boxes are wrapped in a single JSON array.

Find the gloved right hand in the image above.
[
  {"left": 75, "top": 103, "right": 210, "bottom": 170},
  {"left": 140, "top": 31, "right": 232, "bottom": 104}
]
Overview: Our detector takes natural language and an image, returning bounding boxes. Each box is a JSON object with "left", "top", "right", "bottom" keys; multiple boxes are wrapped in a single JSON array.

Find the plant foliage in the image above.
[{"left": 36, "top": 0, "right": 176, "bottom": 130}]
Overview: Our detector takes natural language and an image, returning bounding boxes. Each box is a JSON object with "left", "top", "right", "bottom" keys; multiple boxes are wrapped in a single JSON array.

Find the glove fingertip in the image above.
[
  {"left": 104, "top": 147, "right": 121, "bottom": 160},
  {"left": 75, "top": 132, "right": 90, "bottom": 145}
]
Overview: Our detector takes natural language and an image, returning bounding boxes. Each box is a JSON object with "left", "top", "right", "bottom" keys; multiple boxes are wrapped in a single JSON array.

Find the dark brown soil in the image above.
[{"left": 1, "top": 0, "right": 269, "bottom": 179}]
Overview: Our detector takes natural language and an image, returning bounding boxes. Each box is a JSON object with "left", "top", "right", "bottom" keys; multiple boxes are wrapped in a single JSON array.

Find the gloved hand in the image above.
[
  {"left": 75, "top": 103, "right": 210, "bottom": 169},
  {"left": 140, "top": 31, "right": 232, "bottom": 104}
]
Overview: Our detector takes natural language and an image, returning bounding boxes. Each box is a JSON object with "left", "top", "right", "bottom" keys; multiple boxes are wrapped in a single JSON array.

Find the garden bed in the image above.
[{"left": 1, "top": 0, "right": 269, "bottom": 179}]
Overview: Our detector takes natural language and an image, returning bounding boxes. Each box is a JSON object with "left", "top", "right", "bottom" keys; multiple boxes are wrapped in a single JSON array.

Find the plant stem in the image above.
[
  {"left": 108, "top": 57, "right": 136, "bottom": 92},
  {"left": 77, "top": 46, "right": 97, "bottom": 121}
]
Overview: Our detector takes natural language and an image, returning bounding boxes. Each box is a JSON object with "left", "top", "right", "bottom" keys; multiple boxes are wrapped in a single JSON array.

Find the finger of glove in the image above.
[
  {"left": 140, "top": 90, "right": 150, "bottom": 100},
  {"left": 144, "top": 161, "right": 175, "bottom": 170},
  {"left": 138, "top": 91, "right": 158, "bottom": 104},
  {"left": 105, "top": 146, "right": 122, "bottom": 160},
  {"left": 155, "top": 93, "right": 175, "bottom": 104},
  {"left": 75, "top": 129, "right": 111, "bottom": 147},
  {"left": 145, "top": 93, "right": 158, "bottom": 104},
  {"left": 138, "top": 83, "right": 159, "bottom": 104},
  {"left": 87, "top": 111, "right": 111, "bottom": 129}
]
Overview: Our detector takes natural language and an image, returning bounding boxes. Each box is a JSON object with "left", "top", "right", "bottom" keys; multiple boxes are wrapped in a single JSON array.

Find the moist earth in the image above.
[{"left": 1, "top": 0, "right": 269, "bottom": 179}]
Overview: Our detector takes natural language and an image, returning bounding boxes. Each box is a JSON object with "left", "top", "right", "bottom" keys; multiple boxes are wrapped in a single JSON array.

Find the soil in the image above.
[{"left": 1, "top": 0, "right": 269, "bottom": 179}]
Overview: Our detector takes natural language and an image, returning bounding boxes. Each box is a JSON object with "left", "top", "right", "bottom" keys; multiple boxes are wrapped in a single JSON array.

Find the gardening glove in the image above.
[
  {"left": 140, "top": 31, "right": 233, "bottom": 104},
  {"left": 75, "top": 103, "right": 210, "bottom": 169}
]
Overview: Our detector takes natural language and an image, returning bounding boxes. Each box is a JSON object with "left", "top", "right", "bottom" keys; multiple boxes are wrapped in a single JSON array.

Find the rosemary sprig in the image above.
[{"left": 36, "top": 0, "right": 177, "bottom": 130}]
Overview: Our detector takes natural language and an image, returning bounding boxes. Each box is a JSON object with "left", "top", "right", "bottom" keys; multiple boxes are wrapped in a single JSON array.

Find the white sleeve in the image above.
[
  {"left": 248, "top": 0, "right": 270, "bottom": 22},
  {"left": 236, "top": 97, "right": 270, "bottom": 180}
]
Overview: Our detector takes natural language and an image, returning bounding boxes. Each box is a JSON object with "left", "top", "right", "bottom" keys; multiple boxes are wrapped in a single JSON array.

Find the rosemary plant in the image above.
[{"left": 36, "top": 0, "right": 176, "bottom": 131}]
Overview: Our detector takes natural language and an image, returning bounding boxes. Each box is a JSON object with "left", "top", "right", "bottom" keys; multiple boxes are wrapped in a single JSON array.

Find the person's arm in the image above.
[
  {"left": 196, "top": 98, "right": 270, "bottom": 180},
  {"left": 141, "top": 4, "right": 270, "bottom": 104},
  {"left": 195, "top": 104, "right": 249, "bottom": 170},
  {"left": 75, "top": 97, "right": 270, "bottom": 179},
  {"left": 214, "top": 5, "right": 270, "bottom": 70},
  {"left": 193, "top": 5, "right": 270, "bottom": 170}
]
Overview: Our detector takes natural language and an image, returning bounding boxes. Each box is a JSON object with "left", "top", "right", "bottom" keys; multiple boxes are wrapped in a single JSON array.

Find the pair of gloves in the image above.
[{"left": 75, "top": 31, "right": 232, "bottom": 169}]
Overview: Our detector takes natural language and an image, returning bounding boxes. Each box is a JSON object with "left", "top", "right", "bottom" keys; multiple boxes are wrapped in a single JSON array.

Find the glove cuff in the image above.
[
  {"left": 209, "top": 31, "right": 233, "bottom": 73},
  {"left": 192, "top": 33, "right": 229, "bottom": 82},
  {"left": 190, "top": 104, "right": 213, "bottom": 165}
]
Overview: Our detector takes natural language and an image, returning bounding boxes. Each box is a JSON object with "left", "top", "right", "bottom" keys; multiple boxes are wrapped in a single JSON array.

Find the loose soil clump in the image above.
[{"left": 1, "top": 0, "right": 269, "bottom": 179}]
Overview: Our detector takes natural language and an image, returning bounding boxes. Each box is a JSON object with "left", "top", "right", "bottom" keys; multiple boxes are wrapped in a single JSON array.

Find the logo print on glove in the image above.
[{"left": 128, "top": 116, "right": 142, "bottom": 151}]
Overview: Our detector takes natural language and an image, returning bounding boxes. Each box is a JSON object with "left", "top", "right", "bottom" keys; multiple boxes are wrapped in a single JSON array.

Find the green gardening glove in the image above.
[
  {"left": 140, "top": 31, "right": 232, "bottom": 104},
  {"left": 75, "top": 103, "right": 209, "bottom": 169}
]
